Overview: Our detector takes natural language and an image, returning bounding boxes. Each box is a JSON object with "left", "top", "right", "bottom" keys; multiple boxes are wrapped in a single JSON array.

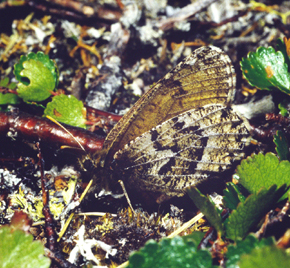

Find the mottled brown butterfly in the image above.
[{"left": 95, "top": 46, "right": 251, "bottom": 198}]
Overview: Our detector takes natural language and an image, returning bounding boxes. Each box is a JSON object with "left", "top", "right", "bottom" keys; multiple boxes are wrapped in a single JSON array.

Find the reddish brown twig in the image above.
[
  {"left": 265, "top": 113, "right": 290, "bottom": 124},
  {"left": 37, "top": 142, "right": 78, "bottom": 267},
  {"left": 198, "top": 226, "right": 215, "bottom": 249},
  {"left": 86, "top": 105, "right": 122, "bottom": 134},
  {"left": 250, "top": 124, "right": 281, "bottom": 140},
  {"left": 0, "top": 0, "right": 122, "bottom": 21},
  {"left": 159, "top": 0, "right": 216, "bottom": 31},
  {"left": 0, "top": 86, "right": 18, "bottom": 95},
  {"left": 0, "top": 109, "right": 105, "bottom": 155},
  {"left": 250, "top": 113, "right": 284, "bottom": 141},
  {"left": 37, "top": 142, "right": 57, "bottom": 253},
  {"left": 27, "top": 0, "right": 122, "bottom": 21},
  {"left": 256, "top": 201, "right": 290, "bottom": 240},
  {"left": 250, "top": 113, "right": 290, "bottom": 141},
  {"left": 45, "top": 248, "right": 78, "bottom": 268}
]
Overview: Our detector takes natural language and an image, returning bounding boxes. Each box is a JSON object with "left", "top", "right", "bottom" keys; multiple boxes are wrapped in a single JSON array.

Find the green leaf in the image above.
[
  {"left": 0, "top": 226, "right": 51, "bottom": 268},
  {"left": 182, "top": 231, "right": 206, "bottom": 246},
  {"left": 226, "top": 234, "right": 274, "bottom": 268},
  {"left": 187, "top": 187, "right": 224, "bottom": 236},
  {"left": 0, "top": 77, "right": 9, "bottom": 87},
  {"left": 14, "top": 52, "right": 58, "bottom": 102},
  {"left": 0, "top": 93, "right": 21, "bottom": 105},
  {"left": 274, "top": 130, "right": 290, "bottom": 161},
  {"left": 240, "top": 46, "right": 290, "bottom": 94},
  {"left": 223, "top": 182, "right": 248, "bottom": 211},
  {"left": 225, "top": 184, "right": 288, "bottom": 240},
  {"left": 0, "top": 78, "right": 20, "bottom": 105},
  {"left": 237, "top": 153, "right": 290, "bottom": 199},
  {"left": 276, "top": 38, "right": 290, "bottom": 71},
  {"left": 44, "top": 94, "right": 86, "bottom": 128},
  {"left": 127, "top": 235, "right": 213, "bottom": 268},
  {"left": 239, "top": 244, "right": 290, "bottom": 268},
  {"left": 0, "top": 77, "right": 17, "bottom": 89},
  {"left": 278, "top": 102, "right": 288, "bottom": 117}
]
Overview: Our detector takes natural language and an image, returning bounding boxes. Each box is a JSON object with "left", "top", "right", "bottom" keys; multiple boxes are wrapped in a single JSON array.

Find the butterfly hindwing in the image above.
[{"left": 113, "top": 104, "right": 250, "bottom": 196}]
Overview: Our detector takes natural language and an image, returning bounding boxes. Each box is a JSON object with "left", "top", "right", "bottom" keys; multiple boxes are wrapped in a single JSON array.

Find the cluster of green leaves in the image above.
[
  {"left": 128, "top": 232, "right": 290, "bottom": 268},
  {"left": 127, "top": 233, "right": 212, "bottom": 268},
  {"left": 128, "top": 153, "right": 290, "bottom": 268},
  {"left": 189, "top": 153, "right": 290, "bottom": 240},
  {"left": 127, "top": 39, "right": 290, "bottom": 268},
  {"left": 0, "top": 51, "right": 86, "bottom": 128}
]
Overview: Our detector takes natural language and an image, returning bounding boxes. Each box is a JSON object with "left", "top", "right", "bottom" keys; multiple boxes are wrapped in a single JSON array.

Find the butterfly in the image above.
[{"left": 95, "top": 46, "right": 251, "bottom": 199}]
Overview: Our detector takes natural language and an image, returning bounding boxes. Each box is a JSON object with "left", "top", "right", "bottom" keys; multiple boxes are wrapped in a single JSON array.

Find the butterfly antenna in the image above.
[{"left": 46, "top": 115, "right": 86, "bottom": 152}]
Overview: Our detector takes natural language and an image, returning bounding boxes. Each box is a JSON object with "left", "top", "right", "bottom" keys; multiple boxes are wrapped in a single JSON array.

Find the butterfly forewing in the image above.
[
  {"left": 113, "top": 104, "right": 251, "bottom": 196},
  {"left": 102, "top": 46, "right": 236, "bottom": 164}
]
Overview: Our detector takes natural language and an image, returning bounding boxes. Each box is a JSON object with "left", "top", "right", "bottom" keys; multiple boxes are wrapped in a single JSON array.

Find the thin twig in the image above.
[{"left": 119, "top": 180, "right": 136, "bottom": 216}]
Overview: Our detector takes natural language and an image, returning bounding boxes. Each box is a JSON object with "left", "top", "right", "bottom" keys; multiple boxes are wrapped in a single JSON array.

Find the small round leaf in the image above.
[
  {"left": 14, "top": 52, "right": 59, "bottom": 102},
  {"left": 44, "top": 94, "right": 86, "bottom": 128}
]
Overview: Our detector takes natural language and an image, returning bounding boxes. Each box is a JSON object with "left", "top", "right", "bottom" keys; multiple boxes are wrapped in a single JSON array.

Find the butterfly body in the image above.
[{"left": 95, "top": 46, "right": 251, "bottom": 199}]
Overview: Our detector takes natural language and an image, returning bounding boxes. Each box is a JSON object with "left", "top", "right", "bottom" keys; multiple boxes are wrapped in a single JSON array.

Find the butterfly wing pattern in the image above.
[
  {"left": 113, "top": 104, "right": 250, "bottom": 196},
  {"left": 102, "top": 46, "right": 236, "bottom": 162},
  {"left": 101, "top": 46, "right": 251, "bottom": 197}
]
